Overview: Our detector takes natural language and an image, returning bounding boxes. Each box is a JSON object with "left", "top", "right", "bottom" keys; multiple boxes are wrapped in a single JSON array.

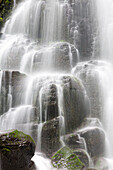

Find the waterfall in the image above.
[
  {"left": 95, "top": 0, "right": 113, "bottom": 164},
  {"left": 1, "top": 0, "right": 113, "bottom": 169}
]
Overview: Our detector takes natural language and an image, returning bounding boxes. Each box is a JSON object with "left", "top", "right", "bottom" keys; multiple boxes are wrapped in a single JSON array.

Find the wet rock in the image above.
[
  {"left": 0, "top": 70, "right": 27, "bottom": 115},
  {"left": 81, "top": 118, "right": 102, "bottom": 128},
  {"left": 79, "top": 127, "right": 105, "bottom": 157},
  {"left": 52, "top": 146, "right": 84, "bottom": 170},
  {"left": 93, "top": 157, "right": 110, "bottom": 170},
  {"left": 39, "top": 84, "right": 59, "bottom": 122},
  {"left": 64, "top": 133, "right": 85, "bottom": 150},
  {"left": 0, "top": 129, "right": 35, "bottom": 170},
  {"left": 33, "top": 42, "right": 78, "bottom": 73},
  {"left": 64, "top": 134, "right": 90, "bottom": 167},
  {"left": 63, "top": 76, "right": 90, "bottom": 133},
  {"left": 73, "top": 149, "right": 90, "bottom": 168},
  {"left": 31, "top": 75, "right": 89, "bottom": 130},
  {"left": 41, "top": 118, "right": 60, "bottom": 157},
  {"left": 73, "top": 60, "right": 104, "bottom": 119},
  {"left": 67, "top": 0, "right": 97, "bottom": 59}
]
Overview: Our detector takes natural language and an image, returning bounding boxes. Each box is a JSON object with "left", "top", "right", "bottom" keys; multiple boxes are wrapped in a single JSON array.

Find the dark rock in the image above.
[
  {"left": 0, "top": 32, "right": 3, "bottom": 38},
  {"left": 52, "top": 146, "right": 84, "bottom": 170},
  {"left": 73, "top": 149, "right": 90, "bottom": 168},
  {"left": 63, "top": 76, "right": 90, "bottom": 133},
  {"left": 79, "top": 127, "right": 105, "bottom": 157},
  {"left": 64, "top": 133, "right": 85, "bottom": 150},
  {"left": 41, "top": 118, "right": 61, "bottom": 157},
  {"left": 0, "top": 129, "right": 35, "bottom": 170},
  {"left": 73, "top": 60, "right": 104, "bottom": 119},
  {"left": 67, "top": 0, "right": 98, "bottom": 59},
  {"left": 0, "top": 70, "right": 27, "bottom": 115}
]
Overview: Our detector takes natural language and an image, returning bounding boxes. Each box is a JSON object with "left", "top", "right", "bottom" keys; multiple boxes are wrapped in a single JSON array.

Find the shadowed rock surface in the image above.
[{"left": 0, "top": 129, "right": 35, "bottom": 170}]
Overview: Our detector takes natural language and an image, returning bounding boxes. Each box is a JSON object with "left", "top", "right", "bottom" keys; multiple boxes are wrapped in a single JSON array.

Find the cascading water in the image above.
[{"left": 1, "top": 0, "right": 113, "bottom": 169}]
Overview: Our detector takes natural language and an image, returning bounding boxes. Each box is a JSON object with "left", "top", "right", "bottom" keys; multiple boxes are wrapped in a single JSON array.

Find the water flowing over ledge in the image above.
[{"left": 0, "top": 0, "right": 113, "bottom": 169}]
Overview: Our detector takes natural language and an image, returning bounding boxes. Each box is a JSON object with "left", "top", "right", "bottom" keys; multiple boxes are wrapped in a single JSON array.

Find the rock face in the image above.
[
  {"left": 33, "top": 42, "right": 78, "bottom": 73},
  {"left": 63, "top": 76, "right": 89, "bottom": 133},
  {"left": 41, "top": 118, "right": 60, "bottom": 157},
  {"left": 0, "top": 129, "right": 35, "bottom": 170},
  {"left": 73, "top": 60, "right": 103, "bottom": 119},
  {"left": 79, "top": 127, "right": 105, "bottom": 157},
  {"left": 73, "top": 149, "right": 90, "bottom": 168},
  {"left": 67, "top": 0, "right": 97, "bottom": 59},
  {"left": 52, "top": 146, "right": 84, "bottom": 170},
  {"left": 65, "top": 133, "right": 85, "bottom": 150},
  {"left": 0, "top": 70, "right": 27, "bottom": 115}
]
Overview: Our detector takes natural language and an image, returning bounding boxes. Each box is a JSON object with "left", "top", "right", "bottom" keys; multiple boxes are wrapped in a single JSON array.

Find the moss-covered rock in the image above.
[
  {"left": 0, "top": 0, "right": 14, "bottom": 30},
  {"left": 0, "top": 129, "right": 35, "bottom": 170},
  {"left": 52, "top": 146, "right": 84, "bottom": 170}
]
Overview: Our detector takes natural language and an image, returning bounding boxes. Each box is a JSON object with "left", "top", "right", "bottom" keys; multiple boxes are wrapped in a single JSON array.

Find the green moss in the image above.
[
  {"left": 52, "top": 146, "right": 84, "bottom": 169},
  {"left": 2, "top": 148, "right": 10, "bottom": 152},
  {"left": 0, "top": 17, "right": 3, "bottom": 21},
  {"left": 5, "top": 0, "right": 9, "bottom": 4},
  {"left": 7, "top": 130, "right": 35, "bottom": 144}
]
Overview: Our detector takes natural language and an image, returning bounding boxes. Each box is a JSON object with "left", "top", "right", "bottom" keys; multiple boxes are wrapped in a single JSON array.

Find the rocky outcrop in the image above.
[
  {"left": 67, "top": 0, "right": 98, "bottom": 59},
  {"left": 65, "top": 133, "right": 85, "bottom": 150},
  {"left": 52, "top": 146, "right": 84, "bottom": 170},
  {"left": 33, "top": 42, "right": 78, "bottom": 73},
  {"left": 63, "top": 76, "right": 89, "bottom": 133},
  {"left": 73, "top": 60, "right": 104, "bottom": 119},
  {"left": 41, "top": 118, "right": 60, "bottom": 157},
  {"left": 79, "top": 127, "right": 105, "bottom": 157},
  {"left": 0, "top": 129, "right": 35, "bottom": 170},
  {"left": 73, "top": 149, "right": 90, "bottom": 168},
  {"left": 0, "top": 70, "right": 27, "bottom": 115}
]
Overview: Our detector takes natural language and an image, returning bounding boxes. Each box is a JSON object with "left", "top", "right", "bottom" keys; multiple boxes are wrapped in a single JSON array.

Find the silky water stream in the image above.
[{"left": 0, "top": 0, "right": 113, "bottom": 169}]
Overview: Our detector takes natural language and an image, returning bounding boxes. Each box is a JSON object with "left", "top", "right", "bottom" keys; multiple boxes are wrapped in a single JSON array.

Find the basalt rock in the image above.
[
  {"left": 62, "top": 76, "right": 90, "bottom": 133},
  {"left": 0, "top": 129, "right": 35, "bottom": 170},
  {"left": 73, "top": 60, "right": 104, "bottom": 119},
  {"left": 33, "top": 42, "right": 78, "bottom": 73},
  {"left": 78, "top": 127, "right": 105, "bottom": 157},
  {"left": 0, "top": 70, "right": 27, "bottom": 115},
  {"left": 64, "top": 133, "right": 85, "bottom": 150},
  {"left": 41, "top": 118, "right": 61, "bottom": 157},
  {"left": 52, "top": 146, "right": 85, "bottom": 170},
  {"left": 67, "top": 0, "right": 97, "bottom": 59},
  {"left": 73, "top": 149, "right": 90, "bottom": 168}
]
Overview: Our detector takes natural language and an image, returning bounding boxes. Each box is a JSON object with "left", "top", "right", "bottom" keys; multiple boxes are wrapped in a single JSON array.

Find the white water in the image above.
[
  {"left": 95, "top": 0, "right": 113, "bottom": 168},
  {"left": 1, "top": 0, "right": 113, "bottom": 169}
]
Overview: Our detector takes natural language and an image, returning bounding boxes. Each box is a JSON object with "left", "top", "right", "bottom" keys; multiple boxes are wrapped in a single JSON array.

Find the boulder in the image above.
[
  {"left": 41, "top": 118, "right": 61, "bottom": 157},
  {"left": 64, "top": 133, "right": 90, "bottom": 167},
  {"left": 63, "top": 76, "right": 90, "bottom": 133},
  {"left": 78, "top": 127, "right": 105, "bottom": 157},
  {"left": 73, "top": 149, "right": 90, "bottom": 168},
  {"left": 33, "top": 42, "right": 78, "bottom": 73},
  {"left": 73, "top": 60, "right": 104, "bottom": 119},
  {"left": 52, "top": 146, "right": 84, "bottom": 170},
  {"left": 64, "top": 133, "right": 85, "bottom": 150},
  {"left": 31, "top": 75, "right": 89, "bottom": 132},
  {"left": 0, "top": 129, "right": 35, "bottom": 170}
]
